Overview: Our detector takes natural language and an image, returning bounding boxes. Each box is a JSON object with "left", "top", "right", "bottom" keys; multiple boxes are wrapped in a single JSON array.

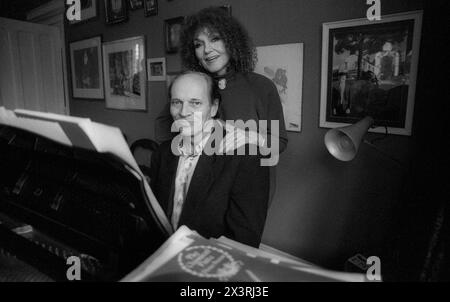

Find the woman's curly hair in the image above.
[{"left": 179, "top": 7, "right": 257, "bottom": 74}]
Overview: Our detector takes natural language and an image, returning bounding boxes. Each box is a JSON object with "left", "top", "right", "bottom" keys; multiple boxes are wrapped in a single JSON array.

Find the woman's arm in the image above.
[{"left": 225, "top": 153, "right": 270, "bottom": 247}]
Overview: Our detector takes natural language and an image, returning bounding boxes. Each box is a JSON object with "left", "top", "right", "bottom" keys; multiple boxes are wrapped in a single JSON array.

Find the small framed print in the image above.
[
  {"left": 164, "top": 16, "right": 185, "bottom": 53},
  {"left": 105, "top": 0, "right": 128, "bottom": 24},
  {"left": 129, "top": 0, "right": 144, "bottom": 10},
  {"left": 69, "top": 36, "right": 104, "bottom": 99},
  {"left": 147, "top": 58, "right": 166, "bottom": 81},
  {"left": 103, "top": 36, "right": 147, "bottom": 111},
  {"left": 144, "top": 0, "right": 158, "bottom": 16}
]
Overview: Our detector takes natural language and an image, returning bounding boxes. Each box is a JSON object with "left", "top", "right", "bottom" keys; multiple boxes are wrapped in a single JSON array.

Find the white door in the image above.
[{"left": 0, "top": 17, "right": 66, "bottom": 114}]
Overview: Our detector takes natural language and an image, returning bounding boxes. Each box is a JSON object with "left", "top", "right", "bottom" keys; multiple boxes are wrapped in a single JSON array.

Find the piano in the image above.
[{"left": 0, "top": 112, "right": 170, "bottom": 281}]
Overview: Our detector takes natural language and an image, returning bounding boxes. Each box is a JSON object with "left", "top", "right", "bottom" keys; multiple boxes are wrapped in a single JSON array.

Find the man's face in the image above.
[{"left": 170, "top": 74, "right": 218, "bottom": 137}]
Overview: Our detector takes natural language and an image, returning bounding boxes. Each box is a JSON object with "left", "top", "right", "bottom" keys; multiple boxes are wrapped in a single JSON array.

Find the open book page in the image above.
[
  {"left": 0, "top": 107, "right": 73, "bottom": 146},
  {"left": 122, "top": 225, "right": 363, "bottom": 282},
  {"left": 13, "top": 109, "right": 139, "bottom": 172},
  {"left": 215, "top": 236, "right": 365, "bottom": 282}
]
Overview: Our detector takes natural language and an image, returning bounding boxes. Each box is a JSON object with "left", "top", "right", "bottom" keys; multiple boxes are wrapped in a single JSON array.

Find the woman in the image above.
[{"left": 156, "top": 6, "right": 288, "bottom": 154}]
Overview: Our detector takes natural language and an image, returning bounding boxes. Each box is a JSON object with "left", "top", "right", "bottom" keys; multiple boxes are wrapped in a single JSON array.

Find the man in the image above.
[{"left": 150, "top": 72, "right": 269, "bottom": 247}]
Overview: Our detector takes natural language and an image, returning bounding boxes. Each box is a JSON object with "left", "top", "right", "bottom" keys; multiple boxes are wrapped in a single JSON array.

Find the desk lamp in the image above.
[{"left": 324, "top": 116, "right": 374, "bottom": 161}]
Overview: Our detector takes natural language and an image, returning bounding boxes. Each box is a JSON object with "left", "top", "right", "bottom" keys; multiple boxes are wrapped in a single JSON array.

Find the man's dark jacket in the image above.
[{"left": 150, "top": 136, "right": 269, "bottom": 247}]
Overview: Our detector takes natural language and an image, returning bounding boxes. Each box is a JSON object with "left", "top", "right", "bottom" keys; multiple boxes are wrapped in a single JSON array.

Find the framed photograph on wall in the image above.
[
  {"left": 164, "top": 16, "right": 184, "bottom": 53},
  {"left": 105, "top": 0, "right": 128, "bottom": 24},
  {"left": 254, "top": 43, "right": 304, "bottom": 132},
  {"left": 69, "top": 36, "right": 104, "bottom": 99},
  {"left": 102, "top": 36, "right": 147, "bottom": 111},
  {"left": 69, "top": 0, "right": 98, "bottom": 25},
  {"left": 129, "top": 0, "right": 144, "bottom": 10},
  {"left": 320, "top": 10, "right": 423, "bottom": 136},
  {"left": 144, "top": 0, "right": 158, "bottom": 16},
  {"left": 147, "top": 57, "right": 166, "bottom": 81}
]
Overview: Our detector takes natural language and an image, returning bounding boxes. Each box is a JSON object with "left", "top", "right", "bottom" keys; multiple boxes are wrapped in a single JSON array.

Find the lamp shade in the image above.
[{"left": 324, "top": 116, "right": 374, "bottom": 161}]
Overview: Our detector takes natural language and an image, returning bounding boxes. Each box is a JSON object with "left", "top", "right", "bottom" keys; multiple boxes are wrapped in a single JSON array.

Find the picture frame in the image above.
[
  {"left": 69, "top": 36, "right": 104, "bottom": 99},
  {"left": 254, "top": 43, "right": 304, "bottom": 132},
  {"left": 129, "top": 0, "right": 144, "bottom": 10},
  {"left": 320, "top": 10, "right": 423, "bottom": 136},
  {"left": 69, "top": 0, "right": 98, "bottom": 25},
  {"left": 102, "top": 36, "right": 147, "bottom": 111},
  {"left": 144, "top": 0, "right": 158, "bottom": 16},
  {"left": 164, "top": 16, "right": 185, "bottom": 53},
  {"left": 147, "top": 57, "right": 166, "bottom": 81},
  {"left": 105, "top": 0, "right": 128, "bottom": 24}
]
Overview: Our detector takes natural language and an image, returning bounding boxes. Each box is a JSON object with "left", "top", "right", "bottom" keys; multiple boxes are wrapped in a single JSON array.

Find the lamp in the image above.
[{"left": 324, "top": 116, "right": 374, "bottom": 161}]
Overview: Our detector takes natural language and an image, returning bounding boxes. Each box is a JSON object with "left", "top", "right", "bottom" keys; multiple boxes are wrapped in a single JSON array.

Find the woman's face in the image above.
[{"left": 194, "top": 28, "right": 230, "bottom": 76}]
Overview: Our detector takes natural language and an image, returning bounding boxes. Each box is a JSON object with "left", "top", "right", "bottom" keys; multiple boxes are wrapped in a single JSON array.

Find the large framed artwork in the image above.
[
  {"left": 69, "top": 36, "right": 104, "bottom": 99},
  {"left": 254, "top": 43, "right": 304, "bottom": 132},
  {"left": 320, "top": 10, "right": 423, "bottom": 136},
  {"left": 69, "top": 0, "right": 98, "bottom": 25},
  {"left": 102, "top": 36, "right": 147, "bottom": 111}
]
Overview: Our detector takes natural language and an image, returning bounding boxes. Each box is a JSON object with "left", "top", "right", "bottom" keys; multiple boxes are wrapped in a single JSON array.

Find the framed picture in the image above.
[
  {"left": 147, "top": 58, "right": 166, "bottom": 81},
  {"left": 144, "top": 0, "right": 158, "bottom": 16},
  {"left": 102, "top": 36, "right": 147, "bottom": 111},
  {"left": 254, "top": 43, "right": 304, "bottom": 132},
  {"left": 164, "top": 16, "right": 185, "bottom": 53},
  {"left": 69, "top": 36, "right": 104, "bottom": 99},
  {"left": 105, "top": 0, "right": 128, "bottom": 24},
  {"left": 129, "top": 0, "right": 144, "bottom": 10},
  {"left": 69, "top": 0, "right": 98, "bottom": 25},
  {"left": 320, "top": 10, "right": 423, "bottom": 136}
]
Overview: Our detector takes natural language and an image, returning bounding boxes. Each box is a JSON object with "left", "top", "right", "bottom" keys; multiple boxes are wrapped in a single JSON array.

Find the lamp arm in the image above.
[{"left": 362, "top": 139, "right": 405, "bottom": 169}]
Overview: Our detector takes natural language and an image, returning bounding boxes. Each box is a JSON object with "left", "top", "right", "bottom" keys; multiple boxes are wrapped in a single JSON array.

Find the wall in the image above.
[{"left": 66, "top": 0, "right": 425, "bottom": 269}]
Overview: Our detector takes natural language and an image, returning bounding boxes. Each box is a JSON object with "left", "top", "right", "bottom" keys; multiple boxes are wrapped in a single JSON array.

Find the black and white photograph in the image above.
[
  {"left": 164, "top": 16, "right": 184, "bottom": 53},
  {"left": 69, "top": 36, "right": 104, "bottom": 99},
  {"left": 105, "top": 0, "right": 128, "bottom": 24},
  {"left": 144, "top": 0, "right": 158, "bottom": 16},
  {"left": 0, "top": 0, "right": 447, "bottom": 286},
  {"left": 320, "top": 11, "right": 423, "bottom": 135},
  {"left": 102, "top": 36, "right": 146, "bottom": 110},
  {"left": 147, "top": 57, "right": 166, "bottom": 81},
  {"left": 129, "top": 0, "right": 144, "bottom": 10}
]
